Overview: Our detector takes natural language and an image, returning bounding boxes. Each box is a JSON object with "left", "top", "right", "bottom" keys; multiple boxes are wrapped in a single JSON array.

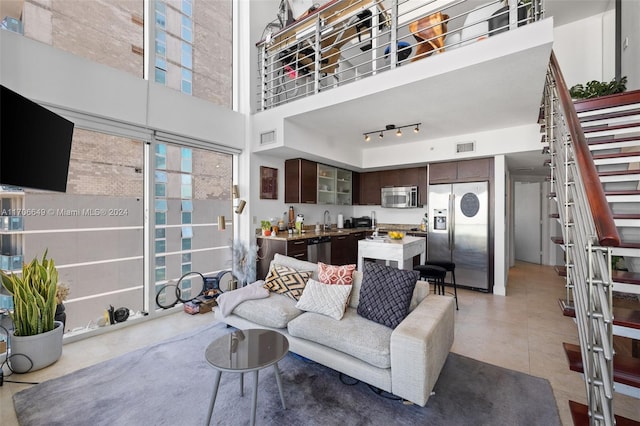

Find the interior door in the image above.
[{"left": 514, "top": 182, "right": 542, "bottom": 264}]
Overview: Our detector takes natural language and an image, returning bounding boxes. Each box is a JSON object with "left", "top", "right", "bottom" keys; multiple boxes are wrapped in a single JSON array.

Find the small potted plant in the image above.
[
  {"left": 0, "top": 250, "right": 64, "bottom": 373},
  {"left": 261, "top": 220, "right": 272, "bottom": 236}
]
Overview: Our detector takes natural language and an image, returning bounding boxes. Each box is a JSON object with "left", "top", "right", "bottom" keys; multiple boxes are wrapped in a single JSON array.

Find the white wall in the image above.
[
  {"left": 553, "top": 9, "right": 621, "bottom": 89},
  {"left": 621, "top": 0, "right": 640, "bottom": 90}
]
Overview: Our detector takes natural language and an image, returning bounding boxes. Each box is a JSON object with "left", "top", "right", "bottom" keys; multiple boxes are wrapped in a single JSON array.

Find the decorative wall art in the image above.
[{"left": 260, "top": 166, "right": 278, "bottom": 199}]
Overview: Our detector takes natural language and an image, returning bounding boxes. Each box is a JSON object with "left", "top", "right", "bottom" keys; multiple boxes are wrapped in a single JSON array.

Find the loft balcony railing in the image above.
[{"left": 256, "top": 0, "right": 544, "bottom": 111}]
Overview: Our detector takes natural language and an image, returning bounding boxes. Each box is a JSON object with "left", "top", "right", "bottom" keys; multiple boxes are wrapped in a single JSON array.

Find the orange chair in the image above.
[{"left": 409, "top": 12, "right": 449, "bottom": 62}]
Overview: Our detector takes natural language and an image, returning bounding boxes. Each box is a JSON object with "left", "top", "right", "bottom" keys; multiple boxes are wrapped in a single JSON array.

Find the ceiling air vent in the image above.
[
  {"left": 260, "top": 130, "right": 276, "bottom": 145},
  {"left": 456, "top": 141, "right": 475, "bottom": 154}
]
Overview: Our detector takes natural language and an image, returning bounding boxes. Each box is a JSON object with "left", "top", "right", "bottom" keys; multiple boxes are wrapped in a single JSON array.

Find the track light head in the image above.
[
  {"left": 396, "top": 129, "right": 402, "bottom": 136},
  {"left": 414, "top": 125, "right": 419, "bottom": 133},
  {"left": 364, "top": 134, "right": 370, "bottom": 142},
  {"left": 379, "top": 132, "right": 384, "bottom": 139}
]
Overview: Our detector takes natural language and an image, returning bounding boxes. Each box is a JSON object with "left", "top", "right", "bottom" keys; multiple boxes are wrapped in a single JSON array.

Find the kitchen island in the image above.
[{"left": 357, "top": 235, "right": 426, "bottom": 271}]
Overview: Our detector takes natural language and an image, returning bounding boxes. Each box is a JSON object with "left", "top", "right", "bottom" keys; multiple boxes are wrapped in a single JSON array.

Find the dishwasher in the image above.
[{"left": 307, "top": 236, "right": 331, "bottom": 264}]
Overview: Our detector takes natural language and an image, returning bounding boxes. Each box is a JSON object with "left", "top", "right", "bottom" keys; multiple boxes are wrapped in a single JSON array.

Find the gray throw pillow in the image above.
[{"left": 357, "top": 262, "right": 419, "bottom": 329}]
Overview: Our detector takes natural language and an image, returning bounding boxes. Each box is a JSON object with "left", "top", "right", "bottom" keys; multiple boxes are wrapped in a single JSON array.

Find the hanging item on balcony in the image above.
[{"left": 409, "top": 11, "right": 449, "bottom": 62}]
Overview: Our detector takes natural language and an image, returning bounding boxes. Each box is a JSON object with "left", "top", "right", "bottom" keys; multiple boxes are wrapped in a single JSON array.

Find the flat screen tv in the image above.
[{"left": 0, "top": 85, "right": 74, "bottom": 192}]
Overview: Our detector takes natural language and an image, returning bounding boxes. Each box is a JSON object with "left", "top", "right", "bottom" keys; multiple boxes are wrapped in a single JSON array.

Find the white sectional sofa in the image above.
[{"left": 215, "top": 254, "right": 455, "bottom": 406}]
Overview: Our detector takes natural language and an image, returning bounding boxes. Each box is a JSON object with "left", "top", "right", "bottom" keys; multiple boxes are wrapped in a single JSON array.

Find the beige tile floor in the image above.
[{"left": 1, "top": 261, "right": 639, "bottom": 425}]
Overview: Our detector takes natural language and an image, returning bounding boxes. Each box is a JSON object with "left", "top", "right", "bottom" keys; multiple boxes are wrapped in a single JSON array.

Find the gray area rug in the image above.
[{"left": 14, "top": 322, "right": 561, "bottom": 426}]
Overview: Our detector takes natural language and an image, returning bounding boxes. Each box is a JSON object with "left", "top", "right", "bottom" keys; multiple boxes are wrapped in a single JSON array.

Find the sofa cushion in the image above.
[
  {"left": 295, "top": 278, "right": 352, "bottom": 320},
  {"left": 317, "top": 262, "right": 356, "bottom": 285},
  {"left": 288, "top": 308, "right": 393, "bottom": 368},
  {"left": 271, "top": 253, "right": 318, "bottom": 280},
  {"left": 357, "top": 262, "right": 418, "bottom": 329},
  {"left": 232, "top": 293, "right": 303, "bottom": 329},
  {"left": 264, "top": 264, "right": 312, "bottom": 301}
]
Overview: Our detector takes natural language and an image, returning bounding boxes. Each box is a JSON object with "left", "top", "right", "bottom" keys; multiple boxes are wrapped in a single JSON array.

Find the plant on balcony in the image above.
[
  {"left": 0, "top": 250, "right": 64, "bottom": 372},
  {"left": 569, "top": 76, "right": 628, "bottom": 99}
]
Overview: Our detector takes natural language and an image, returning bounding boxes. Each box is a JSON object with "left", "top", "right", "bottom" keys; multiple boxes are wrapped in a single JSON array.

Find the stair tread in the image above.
[
  {"left": 584, "top": 122, "right": 640, "bottom": 133},
  {"left": 563, "top": 342, "right": 640, "bottom": 388},
  {"left": 613, "top": 214, "right": 640, "bottom": 220},
  {"left": 569, "top": 400, "right": 640, "bottom": 426},
  {"left": 599, "top": 169, "right": 640, "bottom": 177},
  {"left": 580, "top": 107, "right": 640, "bottom": 123},
  {"left": 613, "top": 270, "right": 640, "bottom": 285},
  {"left": 605, "top": 189, "right": 640, "bottom": 196},
  {"left": 560, "top": 302, "right": 640, "bottom": 330},
  {"left": 593, "top": 151, "right": 640, "bottom": 160},
  {"left": 588, "top": 135, "right": 640, "bottom": 146}
]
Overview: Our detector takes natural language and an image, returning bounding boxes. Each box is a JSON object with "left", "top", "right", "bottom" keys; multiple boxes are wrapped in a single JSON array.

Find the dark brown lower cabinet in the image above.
[
  {"left": 331, "top": 231, "right": 366, "bottom": 265},
  {"left": 256, "top": 238, "right": 308, "bottom": 280}
]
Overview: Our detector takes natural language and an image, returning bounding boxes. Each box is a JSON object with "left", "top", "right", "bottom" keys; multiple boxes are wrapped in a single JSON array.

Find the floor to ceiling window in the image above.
[
  {"left": 153, "top": 141, "right": 233, "bottom": 309},
  {"left": 6, "top": 129, "right": 146, "bottom": 333}
]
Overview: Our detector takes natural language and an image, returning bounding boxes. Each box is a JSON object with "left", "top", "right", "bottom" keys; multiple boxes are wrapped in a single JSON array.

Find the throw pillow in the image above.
[
  {"left": 357, "top": 262, "right": 419, "bottom": 329},
  {"left": 295, "top": 278, "right": 352, "bottom": 320},
  {"left": 317, "top": 262, "right": 356, "bottom": 285},
  {"left": 263, "top": 264, "right": 312, "bottom": 301}
]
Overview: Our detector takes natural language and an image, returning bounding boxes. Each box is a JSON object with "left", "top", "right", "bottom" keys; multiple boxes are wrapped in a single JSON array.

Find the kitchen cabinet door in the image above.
[
  {"left": 457, "top": 158, "right": 491, "bottom": 180},
  {"left": 285, "top": 158, "right": 317, "bottom": 203},
  {"left": 256, "top": 238, "right": 308, "bottom": 280},
  {"left": 429, "top": 162, "right": 457, "bottom": 183},
  {"left": 330, "top": 234, "right": 350, "bottom": 265},
  {"left": 359, "top": 171, "right": 381, "bottom": 205},
  {"left": 256, "top": 238, "right": 286, "bottom": 280}
]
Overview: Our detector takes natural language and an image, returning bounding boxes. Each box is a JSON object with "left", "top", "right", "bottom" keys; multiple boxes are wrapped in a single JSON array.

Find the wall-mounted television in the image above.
[{"left": 0, "top": 85, "right": 74, "bottom": 192}]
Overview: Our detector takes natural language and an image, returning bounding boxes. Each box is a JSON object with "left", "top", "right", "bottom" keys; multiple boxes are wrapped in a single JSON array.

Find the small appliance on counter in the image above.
[{"left": 351, "top": 216, "right": 372, "bottom": 229}]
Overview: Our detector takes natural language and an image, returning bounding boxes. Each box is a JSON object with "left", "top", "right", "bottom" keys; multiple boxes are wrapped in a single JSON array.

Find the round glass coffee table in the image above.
[{"left": 205, "top": 329, "right": 289, "bottom": 426}]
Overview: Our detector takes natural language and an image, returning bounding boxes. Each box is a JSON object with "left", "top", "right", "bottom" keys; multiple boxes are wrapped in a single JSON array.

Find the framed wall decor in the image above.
[{"left": 260, "top": 166, "right": 278, "bottom": 199}]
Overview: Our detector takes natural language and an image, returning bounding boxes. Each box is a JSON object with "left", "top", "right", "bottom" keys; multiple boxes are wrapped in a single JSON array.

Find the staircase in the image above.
[{"left": 544, "top": 54, "right": 640, "bottom": 425}]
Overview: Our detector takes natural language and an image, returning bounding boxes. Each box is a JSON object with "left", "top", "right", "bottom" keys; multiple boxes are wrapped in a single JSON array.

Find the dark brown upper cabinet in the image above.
[{"left": 285, "top": 158, "right": 317, "bottom": 204}]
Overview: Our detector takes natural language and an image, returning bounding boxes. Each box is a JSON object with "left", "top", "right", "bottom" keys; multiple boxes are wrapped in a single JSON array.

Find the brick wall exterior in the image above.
[
  {"left": 65, "top": 129, "right": 144, "bottom": 197},
  {"left": 21, "top": 0, "right": 233, "bottom": 108},
  {"left": 23, "top": 0, "right": 144, "bottom": 77}
]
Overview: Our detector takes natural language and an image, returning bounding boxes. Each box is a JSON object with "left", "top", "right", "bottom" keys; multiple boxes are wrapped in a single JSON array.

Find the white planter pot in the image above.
[{"left": 10, "top": 321, "right": 63, "bottom": 373}]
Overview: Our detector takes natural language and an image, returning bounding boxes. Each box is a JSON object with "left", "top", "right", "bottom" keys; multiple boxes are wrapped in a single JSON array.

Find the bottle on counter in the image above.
[{"left": 288, "top": 206, "right": 295, "bottom": 229}]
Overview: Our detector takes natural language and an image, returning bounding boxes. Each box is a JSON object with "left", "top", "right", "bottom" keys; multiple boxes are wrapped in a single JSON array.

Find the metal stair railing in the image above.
[{"left": 546, "top": 53, "right": 620, "bottom": 426}]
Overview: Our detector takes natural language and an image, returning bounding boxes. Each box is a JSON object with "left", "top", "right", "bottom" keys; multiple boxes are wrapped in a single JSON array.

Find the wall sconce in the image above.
[
  {"left": 363, "top": 122, "right": 421, "bottom": 142},
  {"left": 235, "top": 200, "right": 246, "bottom": 214},
  {"left": 217, "top": 215, "right": 226, "bottom": 231}
]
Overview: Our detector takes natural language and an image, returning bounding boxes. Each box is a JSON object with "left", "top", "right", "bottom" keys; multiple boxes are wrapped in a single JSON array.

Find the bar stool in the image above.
[
  {"left": 413, "top": 265, "right": 446, "bottom": 298},
  {"left": 424, "top": 260, "right": 459, "bottom": 310},
  {"left": 414, "top": 261, "right": 459, "bottom": 310}
]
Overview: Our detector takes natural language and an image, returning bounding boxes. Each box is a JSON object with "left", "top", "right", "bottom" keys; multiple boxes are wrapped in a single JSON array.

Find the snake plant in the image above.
[{"left": 1, "top": 251, "right": 59, "bottom": 336}]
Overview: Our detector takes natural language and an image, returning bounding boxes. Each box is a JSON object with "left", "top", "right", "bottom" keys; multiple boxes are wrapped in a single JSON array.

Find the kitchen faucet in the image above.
[{"left": 323, "top": 210, "right": 330, "bottom": 232}]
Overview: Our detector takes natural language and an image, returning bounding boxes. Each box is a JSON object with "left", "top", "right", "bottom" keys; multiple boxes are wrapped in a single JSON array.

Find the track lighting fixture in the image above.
[{"left": 363, "top": 122, "right": 421, "bottom": 142}]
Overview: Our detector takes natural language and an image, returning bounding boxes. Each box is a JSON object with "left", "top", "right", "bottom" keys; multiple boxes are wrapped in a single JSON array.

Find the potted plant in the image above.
[
  {"left": 0, "top": 251, "right": 64, "bottom": 373},
  {"left": 261, "top": 220, "right": 272, "bottom": 236},
  {"left": 569, "top": 76, "right": 627, "bottom": 99}
]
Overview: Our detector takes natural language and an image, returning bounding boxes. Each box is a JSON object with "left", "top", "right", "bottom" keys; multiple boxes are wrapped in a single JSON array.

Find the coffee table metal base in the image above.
[{"left": 205, "top": 363, "right": 286, "bottom": 426}]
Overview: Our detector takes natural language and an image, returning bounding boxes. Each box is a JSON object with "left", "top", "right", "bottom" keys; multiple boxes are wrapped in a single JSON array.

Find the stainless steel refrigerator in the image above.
[{"left": 428, "top": 182, "right": 489, "bottom": 291}]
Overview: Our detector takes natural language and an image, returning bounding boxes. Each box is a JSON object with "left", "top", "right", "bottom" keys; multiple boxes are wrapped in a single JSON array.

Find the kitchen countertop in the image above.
[
  {"left": 256, "top": 227, "right": 373, "bottom": 241},
  {"left": 256, "top": 224, "right": 428, "bottom": 241}
]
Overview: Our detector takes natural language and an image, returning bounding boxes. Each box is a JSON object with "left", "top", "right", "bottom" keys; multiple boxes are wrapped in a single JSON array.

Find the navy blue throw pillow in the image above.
[{"left": 357, "top": 262, "right": 419, "bottom": 329}]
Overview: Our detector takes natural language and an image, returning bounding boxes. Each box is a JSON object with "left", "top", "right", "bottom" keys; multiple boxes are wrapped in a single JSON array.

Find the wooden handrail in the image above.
[{"left": 549, "top": 52, "right": 621, "bottom": 247}]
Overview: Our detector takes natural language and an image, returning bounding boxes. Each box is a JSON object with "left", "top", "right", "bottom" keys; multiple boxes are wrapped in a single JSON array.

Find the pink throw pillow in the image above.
[{"left": 317, "top": 262, "right": 356, "bottom": 285}]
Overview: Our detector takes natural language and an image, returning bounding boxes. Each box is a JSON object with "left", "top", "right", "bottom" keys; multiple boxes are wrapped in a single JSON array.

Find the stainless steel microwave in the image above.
[{"left": 381, "top": 186, "right": 419, "bottom": 208}]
